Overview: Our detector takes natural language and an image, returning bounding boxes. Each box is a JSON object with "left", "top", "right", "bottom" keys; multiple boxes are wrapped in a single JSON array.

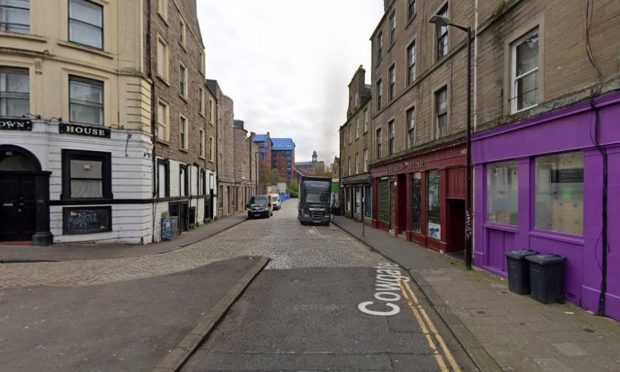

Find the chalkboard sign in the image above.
[
  {"left": 161, "top": 218, "right": 172, "bottom": 240},
  {"left": 63, "top": 206, "right": 112, "bottom": 235},
  {"left": 378, "top": 179, "right": 391, "bottom": 223}
]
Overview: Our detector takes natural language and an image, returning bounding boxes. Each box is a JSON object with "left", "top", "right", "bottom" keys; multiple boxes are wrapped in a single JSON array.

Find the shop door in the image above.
[
  {"left": 0, "top": 174, "right": 36, "bottom": 241},
  {"left": 447, "top": 199, "right": 465, "bottom": 253}
]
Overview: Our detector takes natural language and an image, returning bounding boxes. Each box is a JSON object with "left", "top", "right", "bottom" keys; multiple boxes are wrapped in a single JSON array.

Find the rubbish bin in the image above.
[
  {"left": 525, "top": 254, "right": 566, "bottom": 304},
  {"left": 505, "top": 249, "right": 537, "bottom": 295}
]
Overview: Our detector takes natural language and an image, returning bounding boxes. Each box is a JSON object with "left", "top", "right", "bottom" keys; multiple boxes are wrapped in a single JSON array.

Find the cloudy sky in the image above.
[{"left": 197, "top": 0, "right": 384, "bottom": 162}]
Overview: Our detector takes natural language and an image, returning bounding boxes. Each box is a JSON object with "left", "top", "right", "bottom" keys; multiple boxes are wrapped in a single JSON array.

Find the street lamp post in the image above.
[{"left": 429, "top": 15, "right": 473, "bottom": 270}]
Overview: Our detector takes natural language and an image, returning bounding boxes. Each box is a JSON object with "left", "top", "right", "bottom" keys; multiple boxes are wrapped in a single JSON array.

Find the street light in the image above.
[{"left": 429, "top": 15, "right": 473, "bottom": 270}]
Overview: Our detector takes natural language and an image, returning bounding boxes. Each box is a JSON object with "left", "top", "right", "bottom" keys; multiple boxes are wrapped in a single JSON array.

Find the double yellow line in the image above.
[{"left": 400, "top": 279, "right": 461, "bottom": 372}]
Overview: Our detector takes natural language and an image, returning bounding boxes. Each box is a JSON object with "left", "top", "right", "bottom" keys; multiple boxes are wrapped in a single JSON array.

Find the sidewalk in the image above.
[
  {"left": 333, "top": 216, "right": 620, "bottom": 372},
  {"left": 0, "top": 213, "right": 247, "bottom": 263}
]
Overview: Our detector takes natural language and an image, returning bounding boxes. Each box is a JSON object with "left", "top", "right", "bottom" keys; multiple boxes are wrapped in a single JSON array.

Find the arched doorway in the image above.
[{"left": 0, "top": 145, "right": 51, "bottom": 244}]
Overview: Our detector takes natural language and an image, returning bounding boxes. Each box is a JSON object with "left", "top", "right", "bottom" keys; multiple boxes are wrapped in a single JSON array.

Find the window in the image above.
[
  {"left": 427, "top": 170, "right": 440, "bottom": 239},
  {"left": 407, "top": 41, "right": 416, "bottom": 85},
  {"left": 412, "top": 172, "right": 422, "bottom": 232},
  {"left": 348, "top": 124, "right": 352, "bottom": 144},
  {"left": 388, "top": 120, "right": 395, "bottom": 155},
  {"left": 435, "top": 5, "right": 448, "bottom": 60},
  {"left": 199, "top": 87, "right": 205, "bottom": 115},
  {"left": 69, "top": 76, "right": 103, "bottom": 126},
  {"left": 355, "top": 153, "right": 359, "bottom": 173},
  {"left": 61, "top": 149, "right": 111, "bottom": 200},
  {"left": 376, "top": 79, "right": 382, "bottom": 110},
  {"left": 157, "top": 0, "right": 168, "bottom": 20},
  {"left": 389, "top": 12, "right": 396, "bottom": 44},
  {"left": 389, "top": 65, "right": 395, "bottom": 101},
  {"left": 406, "top": 107, "right": 415, "bottom": 148},
  {"left": 156, "top": 37, "right": 169, "bottom": 81},
  {"left": 365, "top": 186, "right": 372, "bottom": 217},
  {"left": 179, "top": 115, "right": 188, "bottom": 149},
  {"left": 408, "top": 0, "right": 416, "bottom": 20},
  {"left": 511, "top": 32, "right": 539, "bottom": 113},
  {"left": 363, "top": 149, "right": 368, "bottom": 172},
  {"left": 69, "top": 0, "right": 103, "bottom": 50},
  {"left": 208, "top": 98, "right": 215, "bottom": 124},
  {"left": 0, "top": 67, "right": 29, "bottom": 117},
  {"left": 156, "top": 100, "right": 169, "bottom": 141},
  {"left": 179, "top": 165, "right": 188, "bottom": 196},
  {"left": 157, "top": 159, "right": 169, "bottom": 198},
  {"left": 377, "top": 31, "right": 383, "bottom": 62},
  {"left": 179, "top": 17, "right": 186, "bottom": 48},
  {"left": 200, "top": 52, "right": 205, "bottom": 75},
  {"left": 487, "top": 161, "right": 518, "bottom": 225},
  {"left": 435, "top": 87, "right": 447, "bottom": 138},
  {"left": 179, "top": 63, "right": 188, "bottom": 97},
  {"left": 355, "top": 117, "right": 359, "bottom": 139},
  {"left": 209, "top": 136, "right": 215, "bottom": 161},
  {"left": 535, "top": 151, "right": 583, "bottom": 235},
  {"left": 348, "top": 156, "right": 351, "bottom": 176},
  {"left": 199, "top": 129, "right": 205, "bottom": 158},
  {"left": 376, "top": 127, "right": 382, "bottom": 158},
  {"left": 0, "top": 0, "right": 29, "bottom": 33},
  {"left": 364, "top": 109, "right": 368, "bottom": 133}
]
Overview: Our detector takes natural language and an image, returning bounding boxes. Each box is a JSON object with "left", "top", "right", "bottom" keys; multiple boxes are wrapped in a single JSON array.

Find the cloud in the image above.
[{"left": 197, "top": 0, "right": 383, "bottom": 162}]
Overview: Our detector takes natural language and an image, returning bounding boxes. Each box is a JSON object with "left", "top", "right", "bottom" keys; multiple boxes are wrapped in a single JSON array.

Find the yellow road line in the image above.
[{"left": 401, "top": 280, "right": 461, "bottom": 372}]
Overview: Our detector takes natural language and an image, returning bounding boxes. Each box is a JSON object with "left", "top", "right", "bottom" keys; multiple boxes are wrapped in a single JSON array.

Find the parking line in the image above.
[{"left": 400, "top": 280, "right": 461, "bottom": 372}]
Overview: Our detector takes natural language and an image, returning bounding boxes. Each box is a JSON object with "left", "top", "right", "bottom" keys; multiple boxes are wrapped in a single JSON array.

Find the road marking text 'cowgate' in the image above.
[{"left": 358, "top": 262, "right": 410, "bottom": 316}]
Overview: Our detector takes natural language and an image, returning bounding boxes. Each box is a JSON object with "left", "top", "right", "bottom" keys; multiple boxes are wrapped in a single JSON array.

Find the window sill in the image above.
[
  {"left": 405, "top": 14, "right": 417, "bottom": 29},
  {"left": 529, "top": 230, "right": 584, "bottom": 245},
  {"left": 156, "top": 138, "right": 170, "bottom": 146},
  {"left": 0, "top": 31, "right": 47, "bottom": 43},
  {"left": 483, "top": 222, "right": 518, "bottom": 233},
  {"left": 510, "top": 103, "right": 539, "bottom": 116},
  {"left": 179, "top": 94, "right": 188, "bottom": 103},
  {"left": 199, "top": 155, "right": 206, "bottom": 160},
  {"left": 57, "top": 40, "right": 112, "bottom": 59},
  {"left": 156, "top": 74, "right": 170, "bottom": 87},
  {"left": 198, "top": 112, "right": 205, "bottom": 118},
  {"left": 157, "top": 12, "right": 169, "bottom": 26},
  {"left": 179, "top": 148, "right": 189, "bottom": 153}
]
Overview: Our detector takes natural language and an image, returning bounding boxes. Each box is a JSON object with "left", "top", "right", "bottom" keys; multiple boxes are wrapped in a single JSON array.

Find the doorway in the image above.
[{"left": 446, "top": 199, "right": 466, "bottom": 253}]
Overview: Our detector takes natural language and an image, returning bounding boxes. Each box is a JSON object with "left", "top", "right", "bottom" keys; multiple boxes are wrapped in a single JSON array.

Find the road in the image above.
[{"left": 183, "top": 201, "right": 477, "bottom": 371}]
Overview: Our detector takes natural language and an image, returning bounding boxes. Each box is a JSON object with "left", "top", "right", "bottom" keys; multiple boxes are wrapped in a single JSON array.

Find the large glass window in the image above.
[
  {"left": 535, "top": 152, "right": 583, "bottom": 235},
  {"left": 0, "top": 67, "right": 29, "bottom": 117},
  {"left": 487, "top": 161, "right": 518, "bottom": 225},
  {"left": 0, "top": 0, "right": 30, "bottom": 33},
  {"left": 512, "top": 32, "right": 539, "bottom": 113},
  {"left": 427, "top": 170, "right": 440, "bottom": 239},
  {"left": 69, "top": 0, "right": 103, "bottom": 49},
  {"left": 412, "top": 172, "right": 422, "bottom": 233},
  {"left": 69, "top": 76, "right": 103, "bottom": 126}
]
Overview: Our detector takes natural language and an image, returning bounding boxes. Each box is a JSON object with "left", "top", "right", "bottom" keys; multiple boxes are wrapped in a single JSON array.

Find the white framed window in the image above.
[
  {"left": 157, "top": 0, "right": 168, "bottom": 20},
  {"left": 435, "top": 87, "right": 448, "bottom": 139},
  {"left": 179, "top": 63, "right": 188, "bottom": 98},
  {"left": 0, "top": 67, "right": 29, "bottom": 117},
  {"left": 355, "top": 117, "right": 359, "bottom": 139},
  {"left": 363, "top": 149, "right": 369, "bottom": 172},
  {"left": 199, "top": 129, "right": 205, "bottom": 158},
  {"left": 209, "top": 136, "right": 215, "bottom": 161},
  {"left": 407, "top": 41, "right": 416, "bottom": 85},
  {"left": 364, "top": 109, "right": 369, "bottom": 133},
  {"left": 179, "top": 114, "right": 188, "bottom": 149},
  {"left": 156, "top": 100, "right": 169, "bottom": 141},
  {"left": 511, "top": 31, "right": 539, "bottom": 113},
  {"left": 69, "top": 75, "right": 103, "bottom": 126},
  {"left": 406, "top": 107, "right": 415, "bottom": 149},
  {"left": 156, "top": 36, "right": 169, "bottom": 81},
  {"left": 0, "top": 0, "right": 30, "bottom": 34},
  {"left": 199, "top": 87, "right": 205, "bottom": 115},
  {"left": 69, "top": 0, "right": 103, "bottom": 50},
  {"left": 179, "top": 17, "right": 186, "bottom": 48}
]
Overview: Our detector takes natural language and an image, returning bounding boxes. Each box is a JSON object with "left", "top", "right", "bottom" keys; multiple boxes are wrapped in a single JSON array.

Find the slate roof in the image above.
[{"left": 271, "top": 138, "right": 295, "bottom": 151}]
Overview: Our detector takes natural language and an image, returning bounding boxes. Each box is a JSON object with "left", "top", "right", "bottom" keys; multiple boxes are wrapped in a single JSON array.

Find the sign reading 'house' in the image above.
[{"left": 59, "top": 123, "right": 110, "bottom": 138}]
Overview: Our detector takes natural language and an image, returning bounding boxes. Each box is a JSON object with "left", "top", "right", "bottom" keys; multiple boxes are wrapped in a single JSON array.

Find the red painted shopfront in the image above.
[{"left": 370, "top": 144, "right": 467, "bottom": 253}]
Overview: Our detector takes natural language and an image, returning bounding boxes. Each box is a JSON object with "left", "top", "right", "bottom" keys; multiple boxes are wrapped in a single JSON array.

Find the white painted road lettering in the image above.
[{"left": 358, "top": 262, "right": 409, "bottom": 316}]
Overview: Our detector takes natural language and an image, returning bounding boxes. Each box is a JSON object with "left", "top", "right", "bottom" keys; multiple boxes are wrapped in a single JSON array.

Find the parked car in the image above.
[
  {"left": 270, "top": 193, "right": 281, "bottom": 210},
  {"left": 247, "top": 195, "right": 273, "bottom": 219}
]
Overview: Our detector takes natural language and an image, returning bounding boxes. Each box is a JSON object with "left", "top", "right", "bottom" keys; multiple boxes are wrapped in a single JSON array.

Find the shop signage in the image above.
[
  {"left": 0, "top": 118, "right": 32, "bottom": 131},
  {"left": 59, "top": 123, "right": 110, "bottom": 138}
]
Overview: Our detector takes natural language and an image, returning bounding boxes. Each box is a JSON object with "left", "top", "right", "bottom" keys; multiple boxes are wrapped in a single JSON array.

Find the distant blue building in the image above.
[{"left": 271, "top": 138, "right": 295, "bottom": 184}]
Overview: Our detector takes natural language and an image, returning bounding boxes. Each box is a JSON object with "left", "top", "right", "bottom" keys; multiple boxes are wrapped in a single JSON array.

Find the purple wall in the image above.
[{"left": 472, "top": 91, "right": 620, "bottom": 320}]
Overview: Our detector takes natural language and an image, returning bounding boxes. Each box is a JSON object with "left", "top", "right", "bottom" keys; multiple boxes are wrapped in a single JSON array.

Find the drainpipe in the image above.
[{"left": 146, "top": 0, "right": 158, "bottom": 243}]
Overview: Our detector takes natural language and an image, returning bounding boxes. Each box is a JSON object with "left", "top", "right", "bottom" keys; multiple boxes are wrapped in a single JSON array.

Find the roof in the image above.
[
  {"left": 271, "top": 138, "right": 295, "bottom": 151},
  {"left": 252, "top": 134, "right": 269, "bottom": 143}
]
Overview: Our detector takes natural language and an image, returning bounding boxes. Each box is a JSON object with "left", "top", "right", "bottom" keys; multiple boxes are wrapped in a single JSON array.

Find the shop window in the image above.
[
  {"left": 179, "top": 164, "right": 188, "bottom": 197},
  {"left": 69, "top": 75, "right": 103, "bottom": 126},
  {"left": 486, "top": 161, "right": 518, "bottom": 225},
  {"left": 0, "top": 0, "right": 29, "bottom": 33},
  {"left": 378, "top": 179, "right": 390, "bottom": 223},
  {"left": 364, "top": 186, "right": 372, "bottom": 217},
  {"left": 535, "top": 151, "right": 583, "bottom": 235},
  {"left": 355, "top": 188, "right": 361, "bottom": 213},
  {"left": 61, "top": 149, "right": 111, "bottom": 200},
  {"left": 427, "top": 170, "right": 440, "bottom": 239},
  {"left": 69, "top": 0, "right": 103, "bottom": 50},
  {"left": 0, "top": 67, "right": 29, "bottom": 117},
  {"left": 412, "top": 172, "right": 422, "bottom": 233}
]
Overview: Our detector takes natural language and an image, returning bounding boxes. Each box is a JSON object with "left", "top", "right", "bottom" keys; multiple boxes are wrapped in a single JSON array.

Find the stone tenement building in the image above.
[
  {"left": 339, "top": 65, "right": 372, "bottom": 223},
  {"left": 232, "top": 120, "right": 258, "bottom": 213},
  {"left": 343, "top": 0, "right": 620, "bottom": 321}
]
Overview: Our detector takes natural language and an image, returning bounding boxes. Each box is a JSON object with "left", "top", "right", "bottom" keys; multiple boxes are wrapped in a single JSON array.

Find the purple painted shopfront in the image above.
[{"left": 472, "top": 91, "right": 620, "bottom": 320}]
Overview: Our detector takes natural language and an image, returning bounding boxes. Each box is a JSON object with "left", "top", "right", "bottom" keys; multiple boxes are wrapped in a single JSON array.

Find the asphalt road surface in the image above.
[{"left": 183, "top": 201, "right": 477, "bottom": 371}]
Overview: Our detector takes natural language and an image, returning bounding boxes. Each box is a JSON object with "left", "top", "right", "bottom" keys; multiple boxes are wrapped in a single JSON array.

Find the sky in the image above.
[{"left": 197, "top": 0, "right": 384, "bottom": 162}]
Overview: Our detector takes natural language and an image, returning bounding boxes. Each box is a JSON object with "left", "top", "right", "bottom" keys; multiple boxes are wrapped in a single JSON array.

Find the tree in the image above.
[
  {"left": 259, "top": 161, "right": 273, "bottom": 186},
  {"left": 288, "top": 179, "right": 299, "bottom": 198}
]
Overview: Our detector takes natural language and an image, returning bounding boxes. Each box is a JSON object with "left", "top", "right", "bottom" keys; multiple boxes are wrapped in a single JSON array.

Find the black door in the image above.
[{"left": 0, "top": 174, "right": 36, "bottom": 241}]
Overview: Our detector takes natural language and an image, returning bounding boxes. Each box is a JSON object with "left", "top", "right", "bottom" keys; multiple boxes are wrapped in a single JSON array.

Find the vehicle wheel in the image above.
[{"left": 247, "top": 213, "right": 252, "bottom": 219}]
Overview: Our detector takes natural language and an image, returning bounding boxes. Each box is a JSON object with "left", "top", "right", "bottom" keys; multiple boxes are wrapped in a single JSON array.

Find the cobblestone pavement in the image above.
[{"left": 0, "top": 202, "right": 382, "bottom": 288}]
